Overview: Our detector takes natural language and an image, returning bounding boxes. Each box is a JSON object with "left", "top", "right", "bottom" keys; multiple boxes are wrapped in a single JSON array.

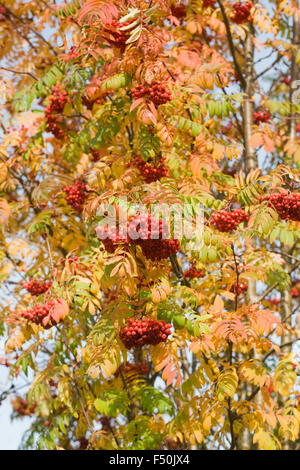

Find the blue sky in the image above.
[{"left": 0, "top": 339, "right": 33, "bottom": 450}]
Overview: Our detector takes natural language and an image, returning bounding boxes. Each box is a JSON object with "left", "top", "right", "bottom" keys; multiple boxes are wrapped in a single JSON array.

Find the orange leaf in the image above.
[{"left": 50, "top": 298, "right": 69, "bottom": 323}]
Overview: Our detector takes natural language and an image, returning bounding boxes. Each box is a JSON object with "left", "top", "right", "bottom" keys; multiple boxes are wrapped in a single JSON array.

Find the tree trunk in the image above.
[{"left": 243, "top": 26, "right": 256, "bottom": 172}]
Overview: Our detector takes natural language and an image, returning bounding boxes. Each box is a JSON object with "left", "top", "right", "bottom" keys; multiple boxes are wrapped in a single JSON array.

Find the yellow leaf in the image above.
[{"left": 213, "top": 295, "right": 224, "bottom": 312}]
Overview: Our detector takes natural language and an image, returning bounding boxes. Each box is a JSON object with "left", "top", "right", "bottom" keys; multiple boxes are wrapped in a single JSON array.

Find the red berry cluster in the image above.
[
  {"left": 283, "top": 77, "right": 291, "bottom": 85},
  {"left": 96, "top": 213, "right": 180, "bottom": 261},
  {"left": 130, "top": 214, "right": 180, "bottom": 261},
  {"left": 45, "top": 85, "right": 70, "bottom": 139},
  {"left": 21, "top": 279, "right": 52, "bottom": 296},
  {"left": 12, "top": 397, "right": 36, "bottom": 417},
  {"left": 82, "top": 91, "right": 114, "bottom": 111},
  {"left": 95, "top": 224, "right": 128, "bottom": 253},
  {"left": 254, "top": 110, "right": 271, "bottom": 125},
  {"left": 100, "top": 416, "right": 112, "bottom": 432},
  {"left": 131, "top": 155, "right": 169, "bottom": 183},
  {"left": 21, "top": 298, "right": 62, "bottom": 329},
  {"left": 131, "top": 82, "right": 172, "bottom": 107},
  {"left": 165, "top": 438, "right": 182, "bottom": 450},
  {"left": 231, "top": 2, "right": 253, "bottom": 24},
  {"left": 260, "top": 192, "right": 300, "bottom": 221},
  {"left": 90, "top": 148, "right": 101, "bottom": 162},
  {"left": 61, "top": 47, "right": 79, "bottom": 63},
  {"left": 63, "top": 179, "right": 87, "bottom": 212},
  {"left": 223, "top": 167, "right": 237, "bottom": 176},
  {"left": 231, "top": 282, "right": 248, "bottom": 295},
  {"left": 47, "top": 379, "right": 58, "bottom": 400},
  {"left": 78, "top": 438, "right": 89, "bottom": 450},
  {"left": 68, "top": 46, "right": 79, "bottom": 59},
  {"left": 203, "top": 0, "right": 216, "bottom": 7},
  {"left": 82, "top": 95, "right": 102, "bottom": 110},
  {"left": 211, "top": 209, "right": 249, "bottom": 232},
  {"left": 291, "top": 287, "right": 299, "bottom": 298},
  {"left": 119, "top": 318, "right": 172, "bottom": 349},
  {"left": 183, "top": 266, "right": 205, "bottom": 279},
  {"left": 0, "top": 6, "right": 8, "bottom": 21},
  {"left": 269, "top": 297, "right": 280, "bottom": 305},
  {"left": 170, "top": 3, "right": 187, "bottom": 19},
  {"left": 49, "top": 379, "right": 58, "bottom": 388},
  {"left": 102, "top": 19, "right": 134, "bottom": 50},
  {"left": 115, "top": 361, "right": 149, "bottom": 377},
  {"left": 232, "top": 72, "right": 240, "bottom": 83}
]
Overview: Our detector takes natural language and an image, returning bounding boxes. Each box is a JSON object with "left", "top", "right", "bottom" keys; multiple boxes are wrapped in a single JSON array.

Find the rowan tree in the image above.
[{"left": 0, "top": 0, "right": 300, "bottom": 450}]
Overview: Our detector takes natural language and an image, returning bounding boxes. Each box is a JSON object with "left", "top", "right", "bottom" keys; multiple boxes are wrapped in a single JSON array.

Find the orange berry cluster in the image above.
[
  {"left": 131, "top": 155, "right": 169, "bottom": 183},
  {"left": 254, "top": 110, "right": 271, "bottom": 125},
  {"left": 96, "top": 214, "right": 180, "bottom": 261},
  {"left": 119, "top": 318, "right": 172, "bottom": 349},
  {"left": 131, "top": 82, "right": 172, "bottom": 107},
  {"left": 21, "top": 279, "right": 52, "bottom": 296},
  {"left": 115, "top": 361, "right": 149, "bottom": 377},
  {"left": 231, "top": 2, "right": 253, "bottom": 24},
  {"left": 260, "top": 192, "right": 300, "bottom": 221},
  {"left": 183, "top": 266, "right": 205, "bottom": 279},
  {"left": 231, "top": 282, "right": 248, "bottom": 295},
  {"left": 21, "top": 298, "right": 60, "bottom": 329},
  {"left": 45, "top": 85, "right": 70, "bottom": 139},
  {"left": 63, "top": 179, "right": 87, "bottom": 212},
  {"left": 211, "top": 209, "right": 249, "bottom": 232}
]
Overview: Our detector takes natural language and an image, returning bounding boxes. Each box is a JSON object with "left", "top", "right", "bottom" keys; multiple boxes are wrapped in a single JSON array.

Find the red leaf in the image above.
[{"left": 78, "top": 1, "right": 118, "bottom": 24}]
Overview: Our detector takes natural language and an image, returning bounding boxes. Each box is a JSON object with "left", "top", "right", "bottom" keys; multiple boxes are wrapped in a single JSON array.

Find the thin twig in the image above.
[
  {"left": 0, "top": 3, "right": 58, "bottom": 56},
  {"left": 216, "top": 0, "right": 246, "bottom": 89},
  {"left": 60, "top": 325, "right": 94, "bottom": 432},
  {"left": 0, "top": 67, "right": 37, "bottom": 81}
]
